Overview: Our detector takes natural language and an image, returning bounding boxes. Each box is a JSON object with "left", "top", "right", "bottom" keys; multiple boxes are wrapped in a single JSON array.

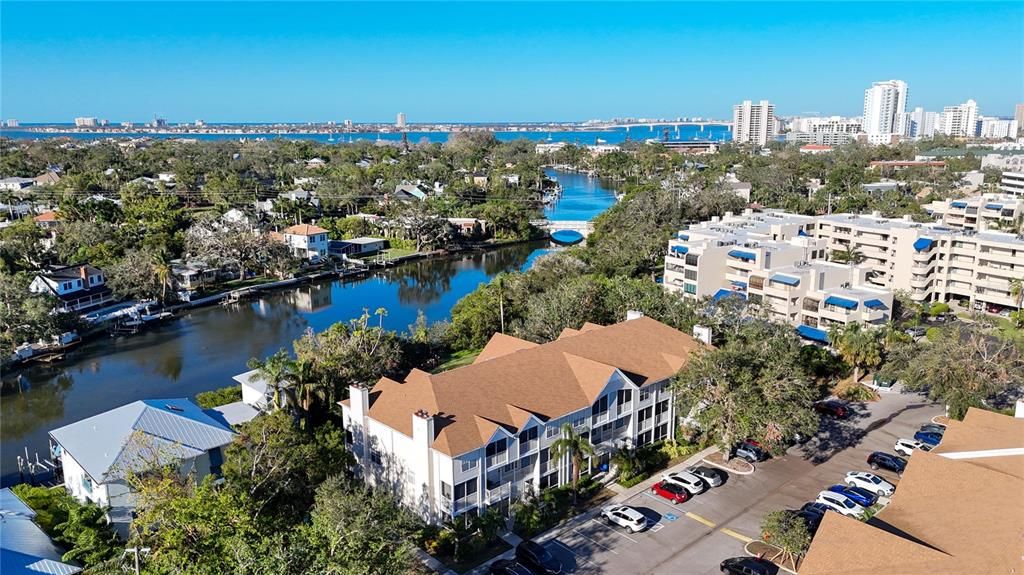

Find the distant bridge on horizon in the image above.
[{"left": 586, "top": 121, "right": 733, "bottom": 130}]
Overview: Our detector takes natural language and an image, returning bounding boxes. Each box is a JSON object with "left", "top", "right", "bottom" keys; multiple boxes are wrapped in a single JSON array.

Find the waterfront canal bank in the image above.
[{"left": 0, "top": 169, "right": 620, "bottom": 486}]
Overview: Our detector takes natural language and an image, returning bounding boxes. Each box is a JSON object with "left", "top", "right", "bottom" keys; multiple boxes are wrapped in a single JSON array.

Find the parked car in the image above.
[
  {"left": 894, "top": 438, "right": 932, "bottom": 457},
  {"left": 687, "top": 465, "right": 725, "bottom": 487},
  {"left": 735, "top": 441, "right": 769, "bottom": 463},
  {"left": 651, "top": 481, "right": 690, "bottom": 504},
  {"left": 800, "top": 501, "right": 835, "bottom": 518},
  {"left": 814, "top": 399, "right": 849, "bottom": 418},
  {"left": 662, "top": 470, "right": 706, "bottom": 495},
  {"left": 913, "top": 430, "right": 943, "bottom": 446},
  {"left": 919, "top": 423, "right": 946, "bottom": 436},
  {"left": 904, "top": 326, "right": 926, "bottom": 338},
  {"left": 845, "top": 471, "right": 895, "bottom": 496},
  {"left": 816, "top": 490, "right": 866, "bottom": 518},
  {"left": 515, "top": 541, "right": 562, "bottom": 575},
  {"left": 720, "top": 556, "right": 778, "bottom": 575},
  {"left": 600, "top": 504, "right": 648, "bottom": 533},
  {"left": 765, "top": 509, "right": 823, "bottom": 541},
  {"left": 827, "top": 484, "right": 878, "bottom": 507},
  {"left": 867, "top": 452, "right": 907, "bottom": 475},
  {"left": 490, "top": 560, "right": 539, "bottom": 575}
]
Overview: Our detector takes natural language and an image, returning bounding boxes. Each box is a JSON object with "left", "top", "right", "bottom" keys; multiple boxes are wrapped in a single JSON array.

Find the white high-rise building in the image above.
[
  {"left": 862, "top": 80, "right": 908, "bottom": 144},
  {"left": 904, "top": 107, "right": 939, "bottom": 139},
  {"left": 396, "top": 112, "right": 407, "bottom": 129},
  {"left": 732, "top": 100, "right": 776, "bottom": 146},
  {"left": 939, "top": 99, "right": 979, "bottom": 137},
  {"left": 74, "top": 117, "right": 98, "bottom": 127},
  {"left": 3, "top": 119, "right": 18, "bottom": 128},
  {"left": 979, "top": 117, "right": 1019, "bottom": 140}
]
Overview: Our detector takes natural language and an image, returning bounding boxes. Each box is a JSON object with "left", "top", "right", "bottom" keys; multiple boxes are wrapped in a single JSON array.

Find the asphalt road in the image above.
[{"left": 533, "top": 390, "right": 943, "bottom": 575}]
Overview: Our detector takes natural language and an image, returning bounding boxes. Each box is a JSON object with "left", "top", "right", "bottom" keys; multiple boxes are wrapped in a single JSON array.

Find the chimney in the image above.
[
  {"left": 626, "top": 310, "right": 644, "bottom": 321},
  {"left": 692, "top": 325, "right": 712, "bottom": 345},
  {"left": 348, "top": 385, "right": 369, "bottom": 458},
  {"left": 79, "top": 266, "right": 88, "bottom": 281}
]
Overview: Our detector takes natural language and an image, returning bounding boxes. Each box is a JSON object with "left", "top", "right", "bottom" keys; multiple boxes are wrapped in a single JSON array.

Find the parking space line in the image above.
[
  {"left": 685, "top": 511, "right": 717, "bottom": 528},
  {"left": 550, "top": 541, "right": 597, "bottom": 567},
  {"left": 641, "top": 492, "right": 685, "bottom": 512},
  {"left": 572, "top": 528, "right": 620, "bottom": 555},
  {"left": 719, "top": 528, "right": 754, "bottom": 543},
  {"left": 586, "top": 519, "right": 639, "bottom": 544}
]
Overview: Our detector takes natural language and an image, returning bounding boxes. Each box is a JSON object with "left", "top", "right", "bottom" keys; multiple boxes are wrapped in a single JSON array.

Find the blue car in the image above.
[
  {"left": 828, "top": 484, "right": 878, "bottom": 507},
  {"left": 914, "top": 430, "right": 942, "bottom": 446}
]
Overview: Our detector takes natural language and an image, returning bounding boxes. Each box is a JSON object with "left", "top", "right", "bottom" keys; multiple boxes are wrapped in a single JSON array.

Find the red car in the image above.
[
  {"left": 814, "top": 400, "right": 849, "bottom": 418},
  {"left": 651, "top": 481, "right": 690, "bottom": 504}
]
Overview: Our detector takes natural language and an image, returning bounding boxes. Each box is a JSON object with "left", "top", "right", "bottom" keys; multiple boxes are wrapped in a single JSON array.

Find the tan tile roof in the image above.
[
  {"left": 282, "top": 223, "right": 328, "bottom": 236},
  {"left": 799, "top": 408, "right": 1024, "bottom": 575},
  {"left": 33, "top": 211, "right": 58, "bottom": 222},
  {"left": 473, "top": 333, "right": 538, "bottom": 364},
  {"left": 364, "top": 316, "right": 703, "bottom": 457}
]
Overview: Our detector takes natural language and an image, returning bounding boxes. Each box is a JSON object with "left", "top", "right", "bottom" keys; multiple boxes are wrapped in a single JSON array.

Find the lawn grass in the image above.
[{"left": 432, "top": 348, "right": 481, "bottom": 373}]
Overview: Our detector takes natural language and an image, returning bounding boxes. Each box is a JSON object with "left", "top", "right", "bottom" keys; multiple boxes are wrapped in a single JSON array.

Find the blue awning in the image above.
[
  {"left": 950, "top": 201, "right": 968, "bottom": 208},
  {"left": 796, "top": 325, "right": 830, "bottom": 343},
  {"left": 671, "top": 245, "right": 689, "bottom": 255},
  {"left": 712, "top": 289, "right": 747, "bottom": 302},
  {"left": 727, "top": 249, "right": 756, "bottom": 261},
  {"left": 913, "top": 237, "right": 934, "bottom": 252},
  {"left": 985, "top": 203, "right": 1003, "bottom": 210},
  {"left": 770, "top": 274, "right": 800, "bottom": 286},
  {"left": 864, "top": 299, "right": 887, "bottom": 310},
  {"left": 798, "top": 229, "right": 809, "bottom": 237},
  {"left": 824, "top": 296, "right": 858, "bottom": 310},
  {"left": 730, "top": 280, "right": 748, "bottom": 289},
  {"left": 677, "top": 233, "right": 689, "bottom": 240}
]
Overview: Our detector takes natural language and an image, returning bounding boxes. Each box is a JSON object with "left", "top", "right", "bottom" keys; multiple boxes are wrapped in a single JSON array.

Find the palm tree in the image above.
[
  {"left": 550, "top": 423, "right": 595, "bottom": 503},
  {"left": 1010, "top": 278, "right": 1023, "bottom": 310},
  {"left": 150, "top": 249, "right": 173, "bottom": 303},
  {"left": 246, "top": 349, "right": 293, "bottom": 410},
  {"left": 830, "top": 246, "right": 865, "bottom": 266},
  {"left": 879, "top": 320, "right": 910, "bottom": 352},
  {"left": 828, "top": 323, "right": 882, "bottom": 384}
]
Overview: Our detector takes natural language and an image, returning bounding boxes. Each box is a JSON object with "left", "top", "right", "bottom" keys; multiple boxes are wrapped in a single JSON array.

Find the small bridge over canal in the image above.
[{"left": 531, "top": 219, "right": 595, "bottom": 239}]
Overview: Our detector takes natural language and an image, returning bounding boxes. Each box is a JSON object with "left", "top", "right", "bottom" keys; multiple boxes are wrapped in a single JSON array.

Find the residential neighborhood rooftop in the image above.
[
  {"left": 1, "top": 488, "right": 82, "bottom": 575},
  {"left": 281, "top": 223, "right": 328, "bottom": 236}
]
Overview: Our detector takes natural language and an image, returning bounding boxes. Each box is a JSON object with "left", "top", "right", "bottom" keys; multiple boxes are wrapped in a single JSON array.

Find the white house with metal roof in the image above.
[
  {"left": 49, "top": 399, "right": 238, "bottom": 536},
  {"left": 1, "top": 487, "right": 82, "bottom": 575}
]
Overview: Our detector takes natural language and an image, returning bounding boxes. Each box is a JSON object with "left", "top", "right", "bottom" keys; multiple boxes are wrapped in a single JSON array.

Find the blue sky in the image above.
[{"left": 2, "top": 2, "right": 1022, "bottom": 123}]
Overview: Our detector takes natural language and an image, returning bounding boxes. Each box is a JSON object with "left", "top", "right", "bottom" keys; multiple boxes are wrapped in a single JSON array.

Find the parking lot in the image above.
[{"left": 529, "top": 391, "right": 944, "bottom": 575}]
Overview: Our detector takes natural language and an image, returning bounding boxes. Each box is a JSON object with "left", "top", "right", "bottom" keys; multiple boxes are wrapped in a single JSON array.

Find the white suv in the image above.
[
  {"left": 845, "top": 471, "right": 895, "bottom": 497},
  {"left": 661, "top": 471, "right": 706, "bottom": 495},
  {"left": 894, "top": 438, "right": 932, "bottom": 457},
  {"left": 600, "top": 504, "right": 648, "bottom": 533},
  {"left": 816, "top": 490, "right": 866, "bottom": 518}
]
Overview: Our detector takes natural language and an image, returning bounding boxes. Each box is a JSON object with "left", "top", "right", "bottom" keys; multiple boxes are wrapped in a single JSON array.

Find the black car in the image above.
[
  {"left": 720, "top": 556, "right": 778, "bottom": 575},
  {"left": 800, "top": 501, "right": 833, "bottom": 518},
  {"left": 793, "top": 508, "right": 825, "bottom": 534},
  {"left": 515, "top": 541, "right": 562, "bottom": 575},
  {"left": 814, "top": 400, "right": 849, "bottom": 418},
  {"left": 490, "top": 559, "right": 538, "bottom": 575},
  {"left": 867, "top": 451, "right": 907, "bottom": 475}
]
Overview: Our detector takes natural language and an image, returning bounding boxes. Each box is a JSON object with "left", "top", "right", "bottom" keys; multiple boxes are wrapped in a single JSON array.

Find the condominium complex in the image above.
[
  {"left": 939, "top": 99, "right": 980, "bottom": 137},
  {"left": 979, "top": 117, "right": 1019, "bottom": 139},
  {"left": 923, "top": 193, "right": 1023, "bottom": 228},
  {"left": 662, "top": 212, "right": 894, "bottom": 341},
  {"left": 664, "top": 208, "right": 1023, "bottom": 325},
  {"left": 732, "top": 100, "right": 776, "bottom": 146},
  {"left": 1001, "top": 172, "right": 1024, "bottom": 196},
  {"left": 903, "top": 106, "right": 939, "bottom": 139},
  {"left": 340, "top": 316, "right": 703, "bottom": 522},
  {"left": 396, "top": 112, "right": 407, "bottom": 129},
  {"left": 74, "top": 117, "right": 98, "bottom": 127},
  {"left": 862, "top": 80, "right": 908, "bottom": 144}
]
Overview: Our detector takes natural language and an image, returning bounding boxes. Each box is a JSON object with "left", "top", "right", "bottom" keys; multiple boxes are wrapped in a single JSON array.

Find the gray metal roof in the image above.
[
  {"left": 1, "top": 488, "right": 82, "bottom": 575},
  {"left": 49, "top": 399, "right": 236, "bottom": 482},
  {"left": 203, "top": 402, "right": 260, "bottom": 427}
]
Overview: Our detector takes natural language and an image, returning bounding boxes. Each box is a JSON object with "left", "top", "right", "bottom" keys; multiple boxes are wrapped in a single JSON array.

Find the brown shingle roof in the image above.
[
  {"left": 33, "top": 211, "right": 58, "bottom": 222},
  {"left": 799, "top": 408, "right": 1024, "bottom": 575},
  {"left": 364, "top": 317, "right": 703, "bottom": 457},
  {"left": 282, "top": 223, "right": 328, "bottom": 236}
]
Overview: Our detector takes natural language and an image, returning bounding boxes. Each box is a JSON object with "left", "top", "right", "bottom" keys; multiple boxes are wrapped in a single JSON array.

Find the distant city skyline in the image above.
[{"left": 2, "top": 2, "right": 1022, "bottom": 123}]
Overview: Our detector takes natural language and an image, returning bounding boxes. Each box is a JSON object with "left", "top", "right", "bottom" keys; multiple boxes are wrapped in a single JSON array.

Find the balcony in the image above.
[
  {"left": 616, "top": 402, "right": 632, "bottom": 416},
  {"left": 519, "top": 438, "right": 538, "bottom": 454},
  {"left": 485, "top": 482, "right": 512, "bottom": 504},
  {"left": 910, "top": 275, "right": 931, "bottom": 289},
  {"left": 486, "top": 452, "right": 509, "bottom": 469},
  {"left": 592, "top": 411, "right": 612, "bottom": 427}
]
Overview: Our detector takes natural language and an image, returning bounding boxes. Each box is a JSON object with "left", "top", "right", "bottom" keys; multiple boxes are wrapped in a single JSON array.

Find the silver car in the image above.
[
  {"left": 661, "top": 470, "right": 706, "bottom": 495},
  {"left": 686, "top": 465, "right": 724, "bottom": 487}
]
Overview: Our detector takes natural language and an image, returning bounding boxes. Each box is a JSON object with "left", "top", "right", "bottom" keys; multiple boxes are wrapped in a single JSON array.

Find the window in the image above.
[
  {"left": 638, "top": 406, "right": 653, "bottom": 426},
  {"left": 616, "top": 389, "right": 632, "bottom": 405},
  {"left": 486, "top": 438, "right": 508, "bottom": 467},
  {"left": 545, "top": 426, "right": 559, "bottom": 439},
  {"left": 685, "top": 254, "right": 699, "bottom": 266},
  {"left": 615, "top": 415, "right": 630, "bottom": 429},
  {"left": 370, "top": 447, "right": 382, "bottom": 465},
  {"left": 684, "top": 283, "right": 697, "bottom": 295},
  {"left": 460, "top": 458, "right": 478, "bottom": 473},
  {"left": 572, "top": 414, "right": 587, "bottom": 428},
  {"left": 520, "top": 427, "right": 538, "bottom": 442},
  {"left": 591, "top": 394, "right": 610, "bottom": 420},
  {"left": 654, "top": 423, "right": 669, "bottom": 441},
  {"left": 441, "top": 481, "right": 452, "bottom": 500},
  {"left": 684, "top": 269, "right": 697, "bottom": 281},
  {"left": 639, "top": 388, "right": 652, "bottom": 402},
  {"left": 655, "top": 400, "right": 669, "bottom": 416},
  {"left": 454, "top": 478, "right": 477, "bottom": 500},
  {"left": 637, "top": 430, "right": 653, "bottom": 446},
  {"left": 62, "top": 282, "right": 72, "bottom": 291},
  {"left": 81, "top": 476, "right": 93, "bottom": 494}
]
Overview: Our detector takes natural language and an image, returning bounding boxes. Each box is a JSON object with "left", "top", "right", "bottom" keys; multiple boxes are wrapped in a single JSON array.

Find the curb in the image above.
[
  {"left": 743, "top": 541, "right": 799, "bottom": 575},
  {"left": 702, "top": 454, "right": 755, "bottom": 476}
]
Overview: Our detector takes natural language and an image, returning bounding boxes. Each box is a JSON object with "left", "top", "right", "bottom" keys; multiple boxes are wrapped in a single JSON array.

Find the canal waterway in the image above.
[{"left": 0, "top": 170, "right": 619, "bottom": 485}]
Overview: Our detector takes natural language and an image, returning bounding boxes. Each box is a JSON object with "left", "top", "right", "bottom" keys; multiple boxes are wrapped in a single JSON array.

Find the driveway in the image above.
[{"left": 528, "top": 391, "right": 943, "bottom": 575}]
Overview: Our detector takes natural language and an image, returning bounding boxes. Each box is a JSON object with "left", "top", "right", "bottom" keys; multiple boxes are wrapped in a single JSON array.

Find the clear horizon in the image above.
[{"left": 2, "top": 1, "right": 1022, "bottom": 123}]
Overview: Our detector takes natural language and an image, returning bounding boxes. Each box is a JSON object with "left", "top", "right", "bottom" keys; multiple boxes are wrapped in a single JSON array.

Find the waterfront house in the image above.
[
  {"left": 170, "top": 259, "right": 224, "bottom": 292},
  {"left": 0, "top": 177, "right": 36, "bottom": 191},
  {"left": 394, "top": 183, "right": 429, "bottom": 202},
  {"left": 29, "top": 264, "right": 114, "bottom": 313},
  {"left": 328, "top": 236, "right": 387, "bottom": 257},
  {"left": 1, "top": 487, "right": 82, "bottom": 575},
  {"left": 447, "top": 217, "right": 487, "bottom": 237},
  {"left": 49, "top": 399, "right": 238, "bottom": 537},
  {"left": 280, "top": 223, "right": 329, "bottom": 260},
  {"left": 34, "top": 170, "right": 62, "bottom": 186},
  {"left": 340, "top": 314, "right": 703, "bottom": 523}
]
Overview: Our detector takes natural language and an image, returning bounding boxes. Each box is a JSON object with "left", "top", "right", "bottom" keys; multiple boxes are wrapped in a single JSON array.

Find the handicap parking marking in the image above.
[
  {"left": 684, "top": 512, "right": 717, "bottom": 528},
  {"left": 663, "top": 512, "right": 679, "bottom": 522},
  {"left": 586, "top": 519, "right": 639, "bottom": 544},
  {"left": 572, "top": 527, "right": 620, "bottom": 555}
]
